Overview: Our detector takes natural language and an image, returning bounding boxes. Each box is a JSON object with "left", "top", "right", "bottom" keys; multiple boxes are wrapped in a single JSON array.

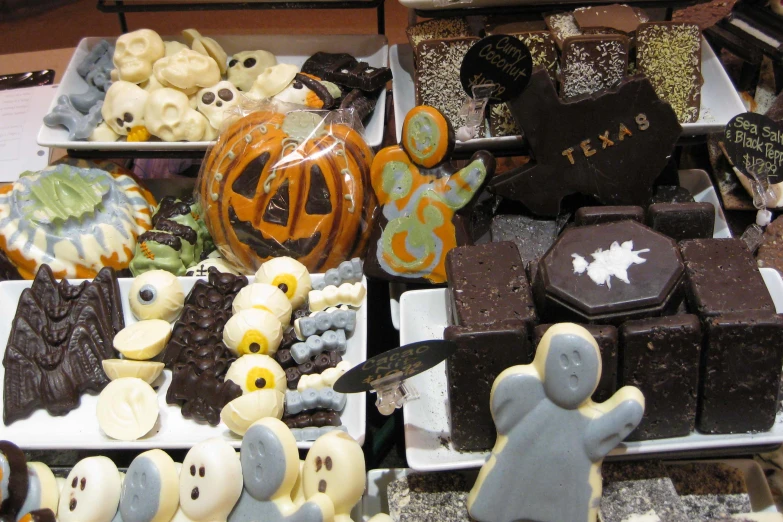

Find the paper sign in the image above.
[
  {"left": 724, "top": 112, "right": 783, "bottom": 185},
  {"left": 0, "top": 84, "right": 56, "bottom": 182},
  {"left": 460, "top": 35, "right": 533, "bottom": 103}
]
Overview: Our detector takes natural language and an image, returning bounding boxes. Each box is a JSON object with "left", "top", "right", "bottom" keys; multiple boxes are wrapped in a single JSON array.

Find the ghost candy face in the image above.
[
  {"left": 180, "top": 438, "right": 243, "bottom": 522},
  {"left": 538, "top": 330, "right": 600, "bottom": 410},
  {"left": 114, "top": 29, "right": 165, "bottom": 84},
  {"left": 58, "top": 456, "right": 121, "bottom": 522},
  {"left": 120, "top": 449, "right": 179, "bottom": 522},
  {"left": 303, "top": 431, "right": 365, "bottom": 517},
  {"left": 102, "top": 81, "right": 149, "bottom": 136},
  {"left": 227, "top": 50, "right": 277, "bottom": 92},
  {"left": 197, "top": 81, "right": 241, "bottom": 131}
]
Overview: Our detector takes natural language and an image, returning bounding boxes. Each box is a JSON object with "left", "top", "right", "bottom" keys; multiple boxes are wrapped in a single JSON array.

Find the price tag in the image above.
[
  {"left": 459, "top": 35, "right": 533, "bottom": 103},
  {"left": 724, "top": 112, "right": 783, "bottom": 186}
]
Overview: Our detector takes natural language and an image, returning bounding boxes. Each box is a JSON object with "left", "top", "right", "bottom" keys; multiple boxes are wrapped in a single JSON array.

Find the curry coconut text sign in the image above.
[{"left": 460, "top": 35, "right": 533, "bottom": 103}]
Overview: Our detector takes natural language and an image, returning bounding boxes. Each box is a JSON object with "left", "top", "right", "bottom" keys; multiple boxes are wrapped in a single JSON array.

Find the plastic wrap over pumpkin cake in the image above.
[{"left": 197, "top": 101, "right": 377, "bottom": 273}]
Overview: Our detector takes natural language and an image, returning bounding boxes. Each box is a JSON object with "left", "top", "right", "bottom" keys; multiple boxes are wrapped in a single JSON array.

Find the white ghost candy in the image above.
[
  {"left": 246, "top": 64, "right": 299, "bottom": 100},
  {"left": 144, "top": 88, "right": 208, "bottom": 142},
  {"left": 114, "top": 29, "right": 165, "bottom": 84},
  {"left": 59, "top": 456, "right": 122, "bottom": 522},
  {"left": 227, "top": 50, "right": 277, "bottom": 92},
  {"left": 88, "top": 122, "right": 120, "bottom": 142},
  {"left": 153, "top": 49, "right": 221, "bottom": 92},
  {"left": 102, "top": 81, "right": 149, "bottom": 136},
  {"left": 165, "top": 41, "right": 189, "bottom": 57},
  {"left": 254, "top": 256, "right": 312, "bottom": 310},
  {"left": 196, "top": 81, "right": 242, "bottom": 130},
  {"left": 120, "top": 449, "right": 179, "bottom": 522},
  {"left": 232, "top": 283, "right": 292, "bottom": 326},
  {"left": 183, "top": 29, "right": 228, "bottom": 75},
  {"left": 180, "top": 439, "right": 243, "bottom": 522}
]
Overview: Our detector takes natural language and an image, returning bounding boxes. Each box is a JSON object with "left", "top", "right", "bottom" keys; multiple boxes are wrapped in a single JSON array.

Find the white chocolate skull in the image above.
[
  {"left": 88, "top": 122, "right": 120, "bottom": 142},
  {"left": 183, "top": 29, "right": 228, "bottom": 75},
  {"left": 114, "top": 29, "right": 165, "bottom": 84},
  {"left": 227, "top": 50, "right": 277, "bottom": 92},
  {"left": 164, "top": 40, "right": 189, "bottom": 57},
  {"left": 144, "top": 88, "right": 208, "bottom": 142},
  {"left": 102, "top": 81, "right": 150, "bottom": 135},
  {"left": 246, "top": 63, "right": 299, "bottom": 100},
  {"left": 153, "top": 49, "right": 221, "bottom": 92},
  {"left": 196, "top": 81, "right": 242, "bottom": 130}
]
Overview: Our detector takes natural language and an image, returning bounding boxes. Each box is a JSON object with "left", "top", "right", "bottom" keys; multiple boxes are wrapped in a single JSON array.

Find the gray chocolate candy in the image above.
[
  {"left": 120, "top": 455, "right": 162, "bottom": 522},
  {"left": 70, "top": 85, "right": 106, "bottom": 114},
  {"left": 43, "top": 96, "right": 103, "bottom": 140},
  {"left": 284, "top": 388, "right": 346, "bottom": 415},
  {"left": 291, "top": 330, "right": 346, "bottom": 364},
  {"left": 313, "top": 258, "right": 363, "bottom": 290},
  {"left": 294, "top": 310, "right": 355, "bottom": 340}
]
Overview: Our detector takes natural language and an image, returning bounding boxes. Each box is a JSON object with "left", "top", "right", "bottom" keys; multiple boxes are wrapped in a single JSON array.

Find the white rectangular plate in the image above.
[
  {"left": 390, "top": 38, "right": 744, "bottom": 152},
  {"left": 0, "top": 274, "right": 366, "bottom": 450},
  {"left": 37, "top": 35, "right": 388, "bottom": 150},
  {"left": 400, "top": 268, "right": 783, "bottom": 472}
]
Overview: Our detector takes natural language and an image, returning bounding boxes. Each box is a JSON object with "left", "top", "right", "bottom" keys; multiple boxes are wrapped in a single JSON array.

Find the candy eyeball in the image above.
[
  {"left": 232, "top": 283, "right": 293, "bottom": 326},
  {"left": 254, "top": 257, "right": 312, "bottom": 310},
  {"left": 223, "top": 309, "right": 283, "bottom": 357},
  {"left": 129, "top": 270, "right": 185, "bottom": 322},
  {"left": 225, "top": 354, "right": 286, "bottom": 394}
]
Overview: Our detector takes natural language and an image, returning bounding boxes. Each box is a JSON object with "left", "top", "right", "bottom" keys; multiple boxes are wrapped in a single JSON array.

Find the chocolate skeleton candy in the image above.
[
  {"left": 120, "top": 450, "right": 179, "bottom": 522},
  {"left": 0, "top": 441, "right": 30, "bottom": 520},
  {"left": 129, "top": 270, "right": 185, "bottom": 323},
  {"left": 285, "top": 388, "right": 346, "bottom": 415},
  {"left": 232, "top": 284, "right": 293, "bottom": 326},
  {"left": 308, "top": 284, "right": 365, "bottom": 312},
  {"left": 255, "top": 257, "right": 313, "bottom": 310},
  {"left": 284, "top": 411, "right": 341, "bottom": 430},
  {"left": 114, "top": 29, "right": 165, "bottom": 84},
  {"left": 228, "top": 418, "right": 334, "bottom": 522},
  {"left": 223, "top": 309, "right": 283, "bottom": 357},
  {"left": 225, "top": 354, "right": 287, "bottom": 395},
  {"left": 180, "top": 438, "right": 243, "bottom": 522},
  {"left": 467, "top": 323, "right": 645, "bottom": 522},
  {"left": 303, "top": 431, "right": 365, "bottom": 522},
  {"left": 220, "top": 389, "right": 285, "bottom": 436},
  {"left": 59, "top": 456, "right": 122, "bottom": 522},
  {"left": 97, "top": 378, "right": 159, "bottom": 441},
  {"left": 291, "top": 331, "right": 347, "bottom": 364},
  {"left": 294, "top": 310, "right": 356, "bottom": 340},
  {"left": 17, "top": 462, "right": 59, "bottom": 520},
  {"left": 227, "top": 50, "right": 277, "bottom": 92},
  {"left": 113, "top": 320, "right": 172, "bottom": 360},
  {"left": 102, "top": 360, "right": 164, "bottom": 384},
  {"left": 312, "top": 259, "right": 363, "bottom": 290},
  {"left": 43, "top": 96, "right": 103, "bottom": 140}
]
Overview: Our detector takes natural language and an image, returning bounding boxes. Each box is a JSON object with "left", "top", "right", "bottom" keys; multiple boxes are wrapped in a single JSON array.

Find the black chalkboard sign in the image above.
[
  {"left": 459, "top": 35, "right": 533, "bottom": 103},
  {"left": 333, "top": 340, "right": 457, "bottom": 393},
  {"left": 724, "top": 112, "right": 783, "bottom": 185}
]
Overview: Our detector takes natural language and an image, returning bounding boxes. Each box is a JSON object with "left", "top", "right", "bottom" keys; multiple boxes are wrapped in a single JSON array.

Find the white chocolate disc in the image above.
[
  {"left": 222, "top": 309, "right": 282, "bottom": 357},
  {"left": 225, "top": 354, "right": 286, "bottom": 395},
  {"left": 254, "top": 257, "right": 312, "bottom": 310},
  {"left": 220, "top": 389, "right": 284, "bottom": 436},
  {"left": 129, "top": 270, "right": 185, "bottom": 322},
  {"left": 114, "top": 320, "right": 172, "bottom": 361},
  {"left": 179, "top": 439, "right": 243, "bottom": 522},
  {"left": 58, "top": 456, "right": 122, "bottom": 522},
  {"left": 232, "top": 283, "right": 292, "bottom": 325},
  {"left": 102, "top": 359, "right": 165, "bottom": 384},
  {"left": 97, "top": 378, "right": 159, "bottom": 441}
]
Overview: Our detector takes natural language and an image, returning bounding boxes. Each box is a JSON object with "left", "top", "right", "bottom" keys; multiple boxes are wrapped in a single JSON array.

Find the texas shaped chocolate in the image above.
[{"left": 490, "top": 68, "right": 682, "bottom": 216}]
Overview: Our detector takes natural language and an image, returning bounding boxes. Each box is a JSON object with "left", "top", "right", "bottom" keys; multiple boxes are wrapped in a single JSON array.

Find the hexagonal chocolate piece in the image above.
[{"left": 533, "top": 221, "right": 684, "bottom": 324}]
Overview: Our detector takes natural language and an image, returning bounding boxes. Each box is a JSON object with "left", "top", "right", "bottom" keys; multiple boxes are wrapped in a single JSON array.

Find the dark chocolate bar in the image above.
[
  {"left": 650, "top": 185, "right": 694, "bottom": 204},
  {"left": 647, "top": 202, "right": 714, "bottom": 241},
  {"left": 283, "top": 410, "right": 341, "bottom": 429},
  {"left": 560, "top": 34, "right": 630, "bottom": 99},
  {"left": 301, "top": 52, "right": 391, "bottom": 92},
  {"left": 489, "top": 214, "right": 558, "bottom": 268},
  {"left": 574, "top": 206, "right": 645, "bottom": 226}
]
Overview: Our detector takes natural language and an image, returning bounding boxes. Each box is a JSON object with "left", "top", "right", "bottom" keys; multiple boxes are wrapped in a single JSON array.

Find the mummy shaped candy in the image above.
[
  {"left": 227, "top": 50, "right": 277, "bottom": 92},
  {"left": 182, "top": 29, "right": 228, "bottom": 75},
  {"left": 102, "top": 81, "right": 149, "bottom": 136},
  {"left": 0, "top": 441, "right": 29, "bottom": 520},
  {"left": 59, "top": 457, "right": 122, "bottom": 522},
  {"left": 308, "top": 283, "right": 365, "bottom": 312},
  {"left": 144, "top": 88, "right": 208, "bottom": 142},
  {"left": 129, "top": 270, "right": 185, "bottom": 322},
  {"left": 467, "top": 323, "right": 645, "bottom": 522},
  {"left": 303, "top": 431, "right": 365, "bottom": 522},
  {"left": 228, "top": 418, "right": 334, "bottom": 522},
  {"left": 17, "top": 462, "right": 59, "bottom": 521},
  {"left": 246, "top": 64, "right": 299, "bottom": 100},
  {"left": 153, "top": 50, "right": 221, "bottom": 92},
  {"left": 113, "top": 320, "right": 171, "bottom": 360},
  {"left": 226, "top": 354, "right": 287, "bottom": 395},
  {"left": 223, "top": 309, "right": 283, "bottom": 357},
  {"left": 313, "top": 259, "right": 363, "bottom": 290},
  {"left": 255, "top": 257, "right": 312, "bottom": 310},
  {"left": 220, "top": 389, "right": 285, "bottom": 436},
  {"left": 232, "top": 284, "right": 293, "bottom": 326},
  {"left": 120, "top": 450, "right": 179, "bottom": 522},
  {"left": 180, "top": 438, "right": 243, "bottom": 522},
  {"left": 294, "top": 310, "right": 355, "bottom": 340},
  {"left": 102, "top": 360, "right": 165, "bottom": 384},
  {"left": 196, "top": 81, "right": 242, "bottom": 130},
  {"left": 97, "top": 378, "right": 160, "bottom": 441},
  {"left": 114, "top": 29, "right": 165, "bottom": 84}
]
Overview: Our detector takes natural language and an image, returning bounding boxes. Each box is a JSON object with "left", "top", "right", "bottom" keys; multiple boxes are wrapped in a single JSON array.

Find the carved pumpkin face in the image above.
[{"left": 199, "top": 110, "right": 376, "bottom": 273}]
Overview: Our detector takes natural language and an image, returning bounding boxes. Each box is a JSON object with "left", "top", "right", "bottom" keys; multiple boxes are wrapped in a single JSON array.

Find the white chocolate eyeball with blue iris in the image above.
[
  {"left": 222, "top": 309, "right": 282, "bottom": 357},
  {"left": 179, "top": 439, "right": 242, "bottom": 522},
  {"left": 129, "top": 270, "right": 185, "bottom": 323},
  {"left": 225, "top": 354, "right": 286, "bottom": 395},
  {"left": 231, "top": 283, "right": 292, "bottom": 326},
  {"left": 254, "top": 257, "right": 312, "bottom": 310},
  {"left": 58, "top": 456, "right": 122, "bottom": 522},
  {"left": 120, "top": 449, "right": 179, "bottom": 522}
]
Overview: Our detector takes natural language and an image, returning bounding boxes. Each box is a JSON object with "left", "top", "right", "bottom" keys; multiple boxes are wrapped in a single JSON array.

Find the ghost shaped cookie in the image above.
[
  {"left": 180, "top": 438, "right": 243, "bottom": 522},
  {"left": 303, "top": 431, "right": 364, "bottom": 522},
  {"left": 114, "top": 29, "right": 165, "bottom": 84},
  {"left": 227, "top": 50, "right": 277, "bottom": 92},
  {"left": 120, "top": 449, "right": 179, "bottom": 522},
  {"left": 228, "top": 418, "right": 335, "bottom": 522},
  {"left": 58, "top": 457, "right": 122, "bottom": 522},
  {"left": 364, "top": 105, "right": 495, "bottom": 284}
]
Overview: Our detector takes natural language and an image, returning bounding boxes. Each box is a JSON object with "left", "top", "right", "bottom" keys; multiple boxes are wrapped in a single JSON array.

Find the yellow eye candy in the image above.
[
  {"left": 271, "top": 274, "right": 298, "bottom": 300},
  {"left": 238, "top": 330, "right": 269, "bottom": 355},
  {"left": 246, "top": 367, "right": 275, "bottom": 391}
]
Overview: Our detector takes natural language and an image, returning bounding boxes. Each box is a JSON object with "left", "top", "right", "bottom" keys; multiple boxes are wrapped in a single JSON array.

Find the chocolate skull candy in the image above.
[
  {"left": 153, "top": 49, "right": 221, "bottom": 92},
  {"left": 113, "top": 29, "right": 165, "bottom": 84},
  {"left": 227, "top": 50, "right": 277, "bottom": 92},
  {"left": 101, "top": 80, "right": 150, "bottom": 136},
  {"left": 197, "top": 81, "right": 242, "bottom": 130},
  {"left": 144, "top": 87, "right": 208, "bottom": 142}
]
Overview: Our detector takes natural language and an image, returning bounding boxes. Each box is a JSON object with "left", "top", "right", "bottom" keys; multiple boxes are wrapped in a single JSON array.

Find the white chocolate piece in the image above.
[
  {"left": 102, "top": 359, "right": 165, "bottom": 384},
  {"left": 196, "top": 81, "right": 242, "bottom": 131},
  {"left": 59, "top": 456, "right": 122, "bottom": 522},
  {"left": 97, "top": 378, "right": 159, "bottom": 441},
  {"left": 225, "top": 354, "right": 286, "bottom": 395},
  {"left": 308, "top": 283, "right": 365, "bottom": 312},
  {"left": 88, "top": 122, "right": 120, "bottom": 142},
  {"left": 110, "top": 68, "right": 120, "bottom": 82},
  {"left": 121, "top": 449, "right": 179, "bottom": 522},
  {"left": 223, "top": 309, "right": 283, "bottom": 357},
  {"left": 220, "top": 389, "right": 285, "bottom": 436},
  {"left": 254, "top": 256, "right": 312, "bottom": 310},
  {"left": 303, "top": 431, "right": 366, "bottom": 521},
  {"left": 291, "top": 461, "right": 305, "bottom": 507},
  {"left": 180, "top": 438, "right": 243, "bottom": 522},
  {"left": 102, "top": 81, "right": 149, "bottom": 136},
  {"left": 129, "top": 270, "right": 185, "bottom": 322},
  {"left": 273, "top": 79, "right": 323, "bottom": 108},
  {"left": 297, "top": 373, "right": 325, "bottom": 392},
  {"left": 297, "top": 362, "right": 350, "bottom": 393},
  {"left": 226, "top": 50, "right": 277, "bottom": 92},
  {"left": 153, "top": 49, "right": 221, "bottom": 91},
  {"left": 367, "top": 516, "right": 393, "bottom": 522},
  {"left": 144, "top": 88, "right": 208, "bottom": 142},
  {"left": 17, "top": 462, "right": 59, "bottom": 520},
  {"left": 232, "top": 283, "right": 292, "bottom": 326},
  {"left": 246, "top": 63, "right": 299, "bottom": 100},
  {"left": 182, "top": 29, "right": 228, "bottom": 75},
  {"left": 114, "top": 29, "right": 165, "bottom": 84},
  {"left": 114, "top": 320, "right": 171, "bottom": 360},
  {"left": 56, "top": 477, "right": 67, "bottom": 496},
  {"left": 165, "top": 41, "right": 189, "bottom": 57}
]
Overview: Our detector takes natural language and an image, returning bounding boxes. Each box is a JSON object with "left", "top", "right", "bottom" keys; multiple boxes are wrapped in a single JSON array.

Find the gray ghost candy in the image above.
[{"left": 43, "top": 96, "right": 103, "bottom": 140}]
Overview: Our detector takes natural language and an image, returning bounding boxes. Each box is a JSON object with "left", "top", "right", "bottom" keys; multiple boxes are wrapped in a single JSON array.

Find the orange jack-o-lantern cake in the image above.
[{"left": 199, "top": 110, "right": 376, "bottom": 273}]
